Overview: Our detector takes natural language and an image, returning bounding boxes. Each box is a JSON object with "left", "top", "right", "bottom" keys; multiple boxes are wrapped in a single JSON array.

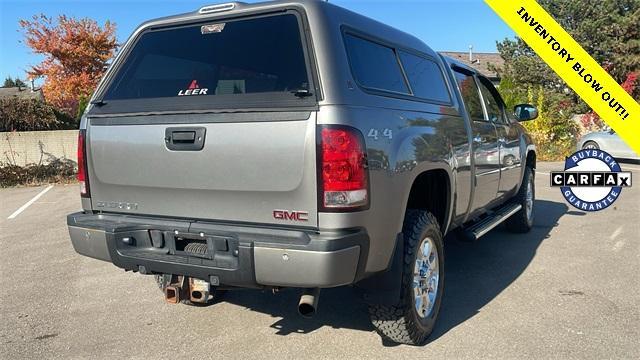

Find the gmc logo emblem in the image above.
[{"left": 273, "top": 209, "right": 309, "bottom": 222}]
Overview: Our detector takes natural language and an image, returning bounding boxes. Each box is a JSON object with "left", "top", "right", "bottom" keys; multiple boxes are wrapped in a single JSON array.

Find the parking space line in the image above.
[
  {"left": 7, "top": 185, "right": 54, "bottom": 220},
  {"left": 607, "top": 226, "right": 625, "bottom": 251},
  {"left": 609, "top": 226, "right": 623, "bottom": 240}
]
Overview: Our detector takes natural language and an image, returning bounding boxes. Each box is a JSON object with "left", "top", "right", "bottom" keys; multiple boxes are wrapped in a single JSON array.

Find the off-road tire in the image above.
[
  {"left": 154, "top": 274, "right": 222, "bottom": 306},
  {"left": 505, "top": 166, "right": 535, "bottom": 233},
  {"left": 368, "top": 210, "right": 445, "bottom": 346}
]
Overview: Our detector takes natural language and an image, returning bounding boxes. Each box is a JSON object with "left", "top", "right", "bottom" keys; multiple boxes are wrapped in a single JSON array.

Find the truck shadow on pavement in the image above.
[
  {"left": 221, "top": 199, "right": 573, "bottom": 344},
  {"left": 427, "top": 199, "right": 571, "bottom": 343}
]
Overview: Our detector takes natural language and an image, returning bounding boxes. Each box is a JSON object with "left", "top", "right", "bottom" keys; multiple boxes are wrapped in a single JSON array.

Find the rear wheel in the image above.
[
  {"left": 368, "top": 210, "right": 444, "bottom": 345},
  {"left": 506, "top": 166, "right": 535, "bottom": 233}
]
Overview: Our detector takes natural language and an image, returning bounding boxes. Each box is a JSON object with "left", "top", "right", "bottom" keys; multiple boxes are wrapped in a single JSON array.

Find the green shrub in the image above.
[
  {"left": 0, "top": 97, "right": 79, "bottom": 131},
  {"left": 498, "top": 76, "right": 579, "bottom": 161},
  {"left": 520, "top": 87, "right": 579, "bottom": 161},
  {"left": 0, "top": 98, "right": 58, "bottom": 131},
  {"left": 76, "top": 95, "right": 89, "bottom": 121},
  {"left": 53, "top": 107, "right": 79, "bottom": 129}
]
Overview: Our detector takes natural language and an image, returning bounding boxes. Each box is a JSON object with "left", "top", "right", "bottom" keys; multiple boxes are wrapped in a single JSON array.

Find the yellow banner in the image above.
[{"left": 485, "top": 0, "right": 640, "bottom": 155}]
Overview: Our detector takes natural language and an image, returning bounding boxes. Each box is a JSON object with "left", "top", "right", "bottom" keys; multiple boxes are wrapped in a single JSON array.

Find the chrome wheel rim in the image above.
[
  {"left": 413, "top": 237, "right": 439, "bottom": 319},
  {"left": 525, "top": 176, "right": 534, "bottom": 221}
]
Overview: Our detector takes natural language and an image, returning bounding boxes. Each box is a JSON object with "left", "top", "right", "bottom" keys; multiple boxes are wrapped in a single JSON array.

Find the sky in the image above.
[{"left": 0, "top": 0, "right": 515, "bottom": 82}]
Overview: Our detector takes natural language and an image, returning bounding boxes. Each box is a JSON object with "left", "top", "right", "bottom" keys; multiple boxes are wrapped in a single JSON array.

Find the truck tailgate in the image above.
[{"left": 86, "top": 113, "right": 318, "bottom": 227}]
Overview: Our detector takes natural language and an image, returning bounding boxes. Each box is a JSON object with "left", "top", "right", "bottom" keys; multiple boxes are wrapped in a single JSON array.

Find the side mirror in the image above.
[{"left": 514, "top": 104, "right": 538, "bottom": 121}]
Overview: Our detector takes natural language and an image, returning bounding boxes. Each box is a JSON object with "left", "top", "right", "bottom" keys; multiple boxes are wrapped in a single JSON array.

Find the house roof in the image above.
[
  {"left": 440, "top": 51, "right": 504, "bottom": 79},
  {"left": 0, "top": 87, "right": 44, "bottom": 101}
]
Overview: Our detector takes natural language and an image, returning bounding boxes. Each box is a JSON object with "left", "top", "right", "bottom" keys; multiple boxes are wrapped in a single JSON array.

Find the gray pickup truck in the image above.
[{"left": 67, "top": 0, "right": 538, "bottom": 345}]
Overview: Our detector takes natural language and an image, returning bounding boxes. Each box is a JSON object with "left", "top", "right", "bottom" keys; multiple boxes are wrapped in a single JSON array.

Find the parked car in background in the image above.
[{"left": 578, "top": 129, "right": 639, "bottom": 161}]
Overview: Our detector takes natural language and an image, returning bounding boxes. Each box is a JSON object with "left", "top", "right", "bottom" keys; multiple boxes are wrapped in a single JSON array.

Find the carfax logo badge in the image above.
[{"left": 551, "top": 149, "right": 632, "bottom": 211}]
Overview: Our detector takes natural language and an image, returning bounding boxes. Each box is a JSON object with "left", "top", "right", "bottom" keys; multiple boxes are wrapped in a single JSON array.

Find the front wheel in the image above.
[
  {"left": 368, "top": 210, "right": 445, "bottom": 345},
  {"left": 506, "top": 166, "right": 535, "bottom": 233}
]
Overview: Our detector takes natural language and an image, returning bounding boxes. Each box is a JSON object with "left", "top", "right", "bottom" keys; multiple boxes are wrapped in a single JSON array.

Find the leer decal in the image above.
[{"left": 178, "top": 80, "right": 208, "bottom": 96}]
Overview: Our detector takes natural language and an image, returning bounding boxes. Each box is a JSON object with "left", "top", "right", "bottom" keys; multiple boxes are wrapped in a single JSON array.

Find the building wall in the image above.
[{"left": 0, "top": 130, "right": 78, "bottom": 166}]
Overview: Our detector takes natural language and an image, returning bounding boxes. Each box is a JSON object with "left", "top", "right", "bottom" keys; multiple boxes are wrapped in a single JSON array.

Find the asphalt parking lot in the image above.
[{"left": 1, "top": 162, "right": 639, "bottom": 359}]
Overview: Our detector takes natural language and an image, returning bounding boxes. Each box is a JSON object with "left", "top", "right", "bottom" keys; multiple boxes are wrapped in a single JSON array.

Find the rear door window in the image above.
[
  {"left": 98, "top": 13, "right": 312, "bottom": 111},
  {"left": 398, "top": 51, "right": 451, "bottom": 103},
  {"left": 344, "top": 34, "right": 409, "bottom": 94}
]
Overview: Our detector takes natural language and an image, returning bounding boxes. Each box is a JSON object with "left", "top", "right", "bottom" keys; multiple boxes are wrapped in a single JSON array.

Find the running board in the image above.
[{"left": 461, "top": 203, "right": 522, "bottom": 241}]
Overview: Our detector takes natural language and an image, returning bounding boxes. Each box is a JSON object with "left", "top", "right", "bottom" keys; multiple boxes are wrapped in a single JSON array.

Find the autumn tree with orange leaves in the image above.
[{"left": 20, "top": 15, "right": 117, "bottom": 118}]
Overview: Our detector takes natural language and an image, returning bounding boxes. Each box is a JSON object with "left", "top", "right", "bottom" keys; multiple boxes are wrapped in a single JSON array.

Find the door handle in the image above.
[
  {"left": 171, "top": 131, "right": 196, "bottom": 143},
  {"left": 165, "top": 127, "right": 206, "bottom": 151}
]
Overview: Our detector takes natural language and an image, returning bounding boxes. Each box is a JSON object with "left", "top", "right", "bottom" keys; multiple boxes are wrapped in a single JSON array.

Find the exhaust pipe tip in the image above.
[
  {"left": 298, "top": 302, "right": 316, "bottom": 318},
  {"left": 298, "top": 288, "right": 320, "bottom": 318},
  {"left": 165, "top": 286, "right": 180, "bottom": 304}
]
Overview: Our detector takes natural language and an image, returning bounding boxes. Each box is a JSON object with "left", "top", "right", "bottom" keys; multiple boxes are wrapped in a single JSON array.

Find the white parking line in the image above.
[
  {"left": 609, "top": 226, "right": 625, "bottom": 252},
  {"left": 610, "top": 226, "right": 623, "bottom": 241},
  {"left": 7, "top": 185, "right": 54, "bottom": 220}
]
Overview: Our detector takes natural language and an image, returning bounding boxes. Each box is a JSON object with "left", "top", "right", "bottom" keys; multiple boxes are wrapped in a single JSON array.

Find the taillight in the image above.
[
  {"left": 77, "top": 129, "right": 90, "bottom": 197},
  {"left": 319, "top": 126, "right": 369, "bottom": 211}
]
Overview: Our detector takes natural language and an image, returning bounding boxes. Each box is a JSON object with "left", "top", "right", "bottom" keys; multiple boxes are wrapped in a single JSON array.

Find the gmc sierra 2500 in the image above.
[{"left": 67, "top": 1, "right": 538, "bottom": 345}]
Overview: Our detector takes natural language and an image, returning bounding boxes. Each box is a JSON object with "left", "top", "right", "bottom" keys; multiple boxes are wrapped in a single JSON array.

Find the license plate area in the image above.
[
  {"left": 169, "top": 231, "right": 238, "bottom": 269},
  {"left": 168, "top": 232, "right": 234, "bottom": 261}
]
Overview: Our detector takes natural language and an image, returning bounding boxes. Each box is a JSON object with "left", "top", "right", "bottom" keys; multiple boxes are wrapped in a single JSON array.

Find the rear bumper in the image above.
[{"left": 67, "top": 212, "right": 368, "bottom": 288}]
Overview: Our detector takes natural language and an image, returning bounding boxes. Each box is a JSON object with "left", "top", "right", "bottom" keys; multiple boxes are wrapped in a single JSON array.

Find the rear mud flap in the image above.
[{"left": 355, "top": 233, "right": 404, "bottom": 305}]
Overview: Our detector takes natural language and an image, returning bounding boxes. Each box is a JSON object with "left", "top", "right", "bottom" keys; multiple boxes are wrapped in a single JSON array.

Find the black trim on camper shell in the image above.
[{"left": 88, "top": 110, "right": 314, "bottom": 126}]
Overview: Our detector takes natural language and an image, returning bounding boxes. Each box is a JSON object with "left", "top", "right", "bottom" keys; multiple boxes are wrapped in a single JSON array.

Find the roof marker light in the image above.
[{"left": 199, "top": 3, "right": 236, "bottom": 14}]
